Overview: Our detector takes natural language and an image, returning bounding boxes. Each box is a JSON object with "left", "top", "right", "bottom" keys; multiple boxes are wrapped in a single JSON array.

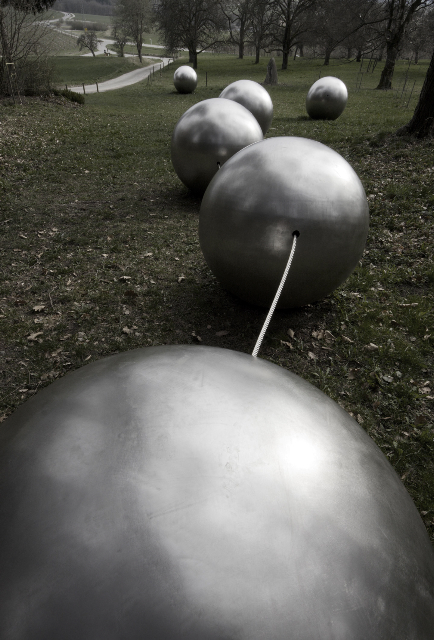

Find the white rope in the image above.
[{"left": 252, "top": 233, "right": 298, "bottom": 358}]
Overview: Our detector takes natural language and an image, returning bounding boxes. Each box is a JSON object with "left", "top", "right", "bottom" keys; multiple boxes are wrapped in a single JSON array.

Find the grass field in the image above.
[
  {"left": 52, "top": 55, "right": 157, "bottom": 85},
  {"left": 1, "top": 55, "right": 433, "bottom": 540}
]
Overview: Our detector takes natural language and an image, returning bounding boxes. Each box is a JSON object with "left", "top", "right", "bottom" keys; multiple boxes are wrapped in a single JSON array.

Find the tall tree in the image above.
[
  {"left": 376, "top": 0, "right": 433, "bottom": 89},
  {"left": 270, "top": 0, "right": 316, "bottom": 70},
  {"left": 77, "top": 29, "right": 101, "bottom": 56},
  {"left": 250, "top": 0, "right": 274, "bottom": 63},
  {"left": 397, "top": 47, "right": 434, "bottom": 137},
  {"left": 310, "top": 0, "right": 382, "bottom": 65},
  {"left": 220, "top": 0, "right": 253, "bottom": 59},
  {"left": 154, "top": 0, "right": 225, "bottom": 69},
  {"left": 115, "top": 0, "right": 150, "bottom": 62}
]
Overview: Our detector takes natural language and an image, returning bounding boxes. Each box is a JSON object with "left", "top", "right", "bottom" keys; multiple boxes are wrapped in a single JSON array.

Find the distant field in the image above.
[{"left": 52, "top": 55, "right": 156, "bottom": 85}]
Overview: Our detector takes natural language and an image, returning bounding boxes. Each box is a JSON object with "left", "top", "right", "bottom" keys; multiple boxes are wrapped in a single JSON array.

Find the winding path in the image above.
[{"left": 68, "top": 57, "right": 173, "bottom": 94}]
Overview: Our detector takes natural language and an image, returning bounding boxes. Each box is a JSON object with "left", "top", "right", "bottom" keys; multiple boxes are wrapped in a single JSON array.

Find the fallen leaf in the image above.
[
  {"left": 177, "top": 275, "right": 186, "bottom": 283},
  {"left": 280, "top": 340, "right": 293, "bottom": 349},
  {"left": 122, "top": 326, "right": 132, "bottom": 335},
  {"left": 324, "top": 330, "right": 335, "bottom": 342},
  {"left": 27, "top": 332, "right": 43, "bottom": 341},
  {"left": 308, "top": 351, "right": 317, "bottom": 360},
  {"left": 32, "top": 304, "right": 45, "bottom": 313},
  {"left": 382, "top": 375, "right": 393, "bottom": 383},
  {"left": 365, "top": 343, "right": 379, "bottom": 351},
  {"left": 287, "top": 328, "right": 295, "bottom": 338},
  {"left": 342, "top": 336, "right": 354, "bottom": 343},
  {"left": 215, "top": 330, "right": 229, "bottom": 337},
  {"left": 119, "top": 275, "right": 131, "bottom": 282}
]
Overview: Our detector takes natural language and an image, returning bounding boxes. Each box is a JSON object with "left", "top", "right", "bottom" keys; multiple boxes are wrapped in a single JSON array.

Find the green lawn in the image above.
[{"left": 1, "top": 55, "right": 433, "bottom": 540}]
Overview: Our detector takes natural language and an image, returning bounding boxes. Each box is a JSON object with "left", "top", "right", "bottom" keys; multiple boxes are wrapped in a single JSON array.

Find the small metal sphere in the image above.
[
  {"left": 1, "top": 345, "right": 434, "bottom": 639},
  {"left": 306, "top": 76, "right": 348, "bottom": 120},
  {"left": 199, "top": 136, "right": 369, "bottom": 308},
  {"left": 171, "top": 97, "right": 263, "bottom": 193},
  {"left": 219, "top": 79, "right": 273, "bottom": 134},
  {"left": 173, "top": 65, "right": 197, "bottom": 94}
]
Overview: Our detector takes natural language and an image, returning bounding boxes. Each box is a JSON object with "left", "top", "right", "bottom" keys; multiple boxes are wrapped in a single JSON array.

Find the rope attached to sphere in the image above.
[{"left": 252, "top": 232, "right": 298, "bottom": 358}]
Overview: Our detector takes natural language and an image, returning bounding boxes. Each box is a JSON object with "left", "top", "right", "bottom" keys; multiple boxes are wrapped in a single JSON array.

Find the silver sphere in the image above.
[
  {"left": 173, "top": 65, "right": 197, "bottom": 94},
  {"left": 1, "top": 345, "right": 433, "bottom": 639},
  {"left": 199, "top": 136, "right": 369, "bottom": 308},
  {"left": 219, "top": 79, "right": 273, "bottom": 134},
  {"left": 171, "top": 97, "right": 263, "bottom": 193},
  {"left": 306, "top": 76, "right": 348, "bottom": 120}
]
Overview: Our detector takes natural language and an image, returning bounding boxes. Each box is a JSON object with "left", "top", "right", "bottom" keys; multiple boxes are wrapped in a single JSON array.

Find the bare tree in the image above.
[
  {"left": 404, "top": 6, "right": 434, "bottom": 62},
  {"left": 376, "top": 0, "right": 434, "bottom": 90},
  {"left": 154, "top": 0, "right": 225, "bottom": 69},
  {"left": 0, "top": 3, "right": 55, "bottom": 95},
  {"left": 115, "top": 0, "right": 150, "bottom": 62},
  {"left": 77, "top": 29, "right": 101, "bottom": 56},
  {"left": 397, "top": 46, "right": 434, "bottom": 137}
]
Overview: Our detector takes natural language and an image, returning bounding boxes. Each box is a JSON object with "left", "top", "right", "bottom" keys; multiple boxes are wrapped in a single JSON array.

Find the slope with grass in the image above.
[{"left": 0, "top": 56, "right": 433, "bottom": 540}]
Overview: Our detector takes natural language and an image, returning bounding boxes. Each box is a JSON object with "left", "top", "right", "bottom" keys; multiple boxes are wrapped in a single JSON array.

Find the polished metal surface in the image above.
[
  {"left": 171, "top": 97, "right": 263, "bottom": 193},
  {"left": 306, "top": 76, "right": 348, "bottom": 120},
  {"left": 173, "top": 65, "right": 197, "bottom": 94},
  {"left": 219, "top": 79, "right": 273, "bottom": 134},
  {"left": 1, "top": 345, "right": 433, "bottom": 639},
  {"left": 199, "top": 136, "right": 369, "bottom": 308}
]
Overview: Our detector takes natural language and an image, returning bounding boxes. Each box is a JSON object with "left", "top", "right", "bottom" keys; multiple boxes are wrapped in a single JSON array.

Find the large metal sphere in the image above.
[
  {"left": 306, "top": 76, "right": 348, "bottom": 120},
  {"left": 219, "top": 79, "right": 273, "bottom": 134},
  {"left": 199, "top": 136, "right": 369, "bottom": 308},
  {"left": 1, "top": 345, "right": 433, "bottom": 639},
  {"left": 173, "top": 65, "right": 197, "bottom": 94},
  {"left": 171, "top": 97, "right": 263, "bottom": 193}
]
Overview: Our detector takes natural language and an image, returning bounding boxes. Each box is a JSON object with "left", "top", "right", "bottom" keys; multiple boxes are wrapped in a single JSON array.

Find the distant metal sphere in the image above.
[
  {"left": 199, "top": 136, "right": 369, "bottom": 308},
  {"left": 173, "top": 65, "right": 197, "bottom": 94},
  {"left": 171, "top": 97, "right": 263, "bottom": 193},
  {"left": 306, "top": 76, "right": 348, "bottom": 120},
  {"left": 219, "top": 79, "right": 273, "bottom": 134},
  {"left": 1, "top": 345, "right": 434, "bottom": 639}
]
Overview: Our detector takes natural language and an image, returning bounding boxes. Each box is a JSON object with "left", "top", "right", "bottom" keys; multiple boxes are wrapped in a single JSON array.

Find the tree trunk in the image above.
[
  {"left": 255, "top": 46, "right": 260, "bottom": 64},
  {"left": 414, "top": 48, "right": 419, "bottom": 64},
  {"left": 282, "top": 48, "right": 289, "bottom": 70},
  {"left": 238, "top": 24, "right": 244, "bottom": 59},
  {"left": 377, "top": 41, "right": 399, "bottom": 89},
  {"left": 397, "top": 47, "right": 434, "bottom": 138},
  {"left": 137, "top": 41, "right": 142, "bottom": 63},
  {"left": 189, "top": 50, "right": 194, "bottom": 63},
  {"left": 356, "top": 49, "right": 362, "bottom": 62},
  {"left": 324, "top": 48, "right": 332, "bottom": 66},
  {"left": 192, "top": 51, "right": 198, "bottom": 69},
  {"left": 293, "top": 45, "right": 298, "bottom": 60}
]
